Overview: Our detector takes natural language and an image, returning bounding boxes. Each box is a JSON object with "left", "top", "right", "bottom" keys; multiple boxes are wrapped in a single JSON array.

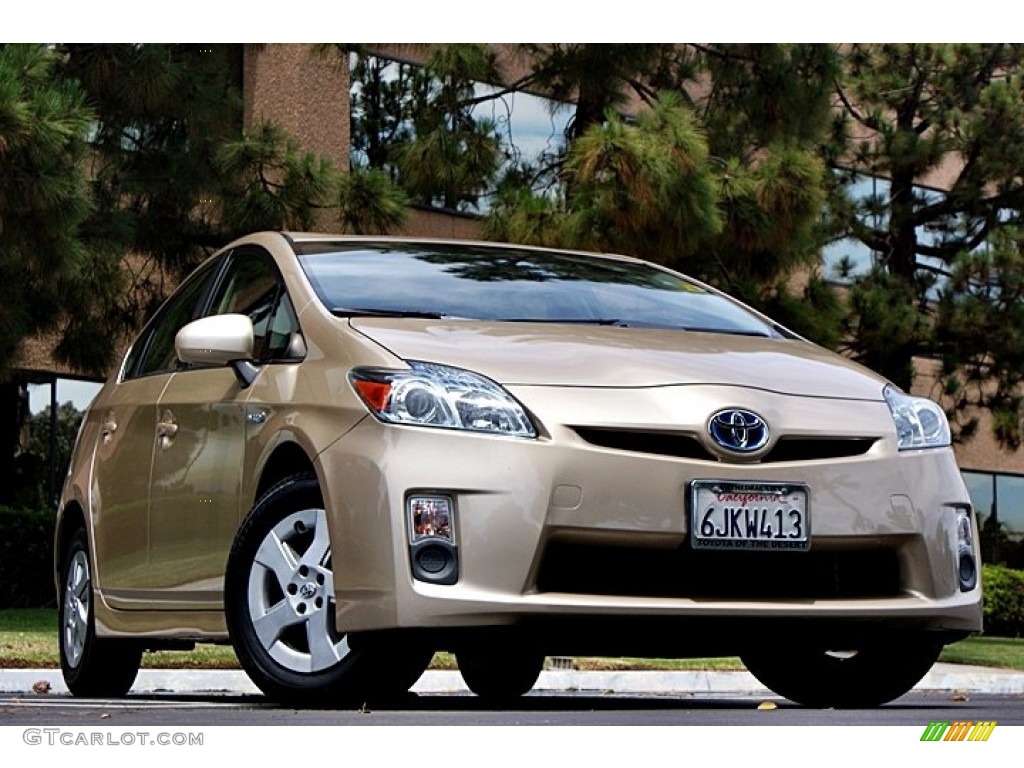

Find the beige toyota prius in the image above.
[{"left": 55, "top": 231, "right": 981, "bottom": 707}]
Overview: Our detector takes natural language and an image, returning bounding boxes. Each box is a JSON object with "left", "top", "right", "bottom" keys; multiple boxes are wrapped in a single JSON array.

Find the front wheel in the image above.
[
  {"left": 741, "top": 635, "right": 942, "bottom": 708},
  {"left": 225, "top": 473, "right": 430, "bottom": 706},
  {"left": 59, "top": 529, "right": 142, "bottom": 697}
]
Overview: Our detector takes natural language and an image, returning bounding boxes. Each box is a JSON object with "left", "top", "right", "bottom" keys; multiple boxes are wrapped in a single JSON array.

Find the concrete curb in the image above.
[{"left": 3, "top": 663, "right": 1024, "bottom": 697}]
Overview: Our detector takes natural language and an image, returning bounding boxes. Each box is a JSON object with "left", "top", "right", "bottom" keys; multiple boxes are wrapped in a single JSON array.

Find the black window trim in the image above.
[
  {"left": 120, "top": 252, "right": 231, "bottom": 382},
  {"left": 120, "top": 244, "right": 306, "bottom": 383}
]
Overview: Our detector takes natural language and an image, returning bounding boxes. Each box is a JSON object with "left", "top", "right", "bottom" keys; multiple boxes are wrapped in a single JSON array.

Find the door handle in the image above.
[
  {"left": 156, "top": 409, "right": 178, "bottom": 447},
  {"left": 100, "top": 416, "right": 117, "bottom": 445}
]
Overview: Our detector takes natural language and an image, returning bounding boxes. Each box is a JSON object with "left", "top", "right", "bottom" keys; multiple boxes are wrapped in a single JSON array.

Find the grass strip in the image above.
[{"left": 3, "top": 609, "right": 1022, "bottom": 671}]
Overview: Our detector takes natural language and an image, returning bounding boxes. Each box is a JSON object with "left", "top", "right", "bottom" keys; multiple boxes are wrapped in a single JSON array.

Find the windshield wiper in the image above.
[
  {"left": 499, "top": 317, "right": 630, "bottom": 326},
  {"left": 331, "top": 307, "right": 447, "bottom": 319},
  {"left": 678, "top": 327, "right": 773, "bottom": 337}
]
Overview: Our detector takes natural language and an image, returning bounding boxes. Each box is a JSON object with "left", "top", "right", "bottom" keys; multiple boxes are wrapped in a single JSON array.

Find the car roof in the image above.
[{"left": 278, "top": 232, "right": 648, "bottom": 266}]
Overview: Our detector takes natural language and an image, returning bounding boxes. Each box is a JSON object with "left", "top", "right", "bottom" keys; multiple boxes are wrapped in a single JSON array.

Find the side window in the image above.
[
  {"left": 132, "top": 260, "right": 219, "bottom": 378},
  {"left": 208, "top": 248, "right": 301, "bottom": 362}
]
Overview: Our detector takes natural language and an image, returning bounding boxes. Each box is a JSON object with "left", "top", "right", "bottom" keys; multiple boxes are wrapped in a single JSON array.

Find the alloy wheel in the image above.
[
  {"left": 62, "top": 550, "right": 91, "bottom": 668},
  {"left": 246, "top": 508, "right": 350, "bottom": 673}
]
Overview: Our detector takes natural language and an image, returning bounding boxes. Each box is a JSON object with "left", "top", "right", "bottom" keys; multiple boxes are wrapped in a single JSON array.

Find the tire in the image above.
[
  {"left": 457, "top": 648, "right": 545, "bottom": 702},
  {"left": 59, "top": 528, "right": 142, "bottom": 697},
  {"left": 741, "top": 635, "right": 942, "bottom": 708},
  {"left": 225, "top": 473, "right": 430, "bottom": 706}
]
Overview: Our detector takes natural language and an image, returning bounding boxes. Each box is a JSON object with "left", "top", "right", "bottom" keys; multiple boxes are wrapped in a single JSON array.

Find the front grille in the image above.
[
  {"left": 572, "top": 427, "right": 876, "bottom": 463},
  {"left": 766, "top": 437, "right": 877, "bottom": 462},
  {"left": 573, "top": 427, "right": 711, "bottom": 460},
  {"left": 535, "top": 540, "right": 901, "bottom": 600}
]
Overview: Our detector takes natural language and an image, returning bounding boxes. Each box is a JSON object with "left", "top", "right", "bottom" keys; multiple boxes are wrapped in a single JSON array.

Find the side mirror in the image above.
[
  {"left": 176, "top": 314, "right": 254, "bottom": 365},
  {"left": 175, "top": 314, "right": 260, "bottom": 388}
]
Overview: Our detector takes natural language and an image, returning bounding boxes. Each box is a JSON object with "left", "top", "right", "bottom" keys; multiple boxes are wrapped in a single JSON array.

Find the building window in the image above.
[
  {"left": 16, "top": 375, "right": 103, "bottom": 509},
  {"left": 823, "top": 172, "right": 947, "bottom": 289},
  {"left": 962, "top": 469, "right": 1024, "bottom": 566},
  {"left": 349, "top": 52, "right": 573, "bottom": 214}
]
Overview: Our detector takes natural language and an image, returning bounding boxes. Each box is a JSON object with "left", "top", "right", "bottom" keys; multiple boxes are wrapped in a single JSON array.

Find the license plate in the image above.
[{"left": 690, "top": 481, "right": 810, "bottom": 551}]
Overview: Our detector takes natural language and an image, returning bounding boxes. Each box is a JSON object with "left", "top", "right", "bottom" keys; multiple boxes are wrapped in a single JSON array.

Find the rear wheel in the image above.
[
  {"left": 457, "top": 648, "right": 545, "bottom": 702},
  {"left": 59, "top": 528, "right": 141, "bottom": 697},
  {"left": 225, "top": 473, "right": 430, "bottom": 706},
  {"left": 741, "top": 635, "right": 942, "bottom": 708}
]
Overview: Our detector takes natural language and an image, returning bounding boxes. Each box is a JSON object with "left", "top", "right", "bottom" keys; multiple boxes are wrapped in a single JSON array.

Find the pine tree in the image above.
[
  {"left": 0, "top": 44, "right": 114, "bottom": 376},
  {"left": 0, "top": 44, "right": 409, "bottom": 505},
  {"left": 829, "top": 44, "right": 1024, "bottom": 445},
  {"left": 484, "top": 44, "right": 842, "bottom": 344}
]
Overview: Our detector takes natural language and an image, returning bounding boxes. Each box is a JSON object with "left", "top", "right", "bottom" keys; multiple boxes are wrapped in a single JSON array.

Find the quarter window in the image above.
[{"left": 208, "top": 248, "right": 302, "bottom": 362}]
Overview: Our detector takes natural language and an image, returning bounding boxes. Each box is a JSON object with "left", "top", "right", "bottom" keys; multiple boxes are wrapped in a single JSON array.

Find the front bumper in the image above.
[{"left": 318, "top": 386, "right": 982, "bottom": 648}]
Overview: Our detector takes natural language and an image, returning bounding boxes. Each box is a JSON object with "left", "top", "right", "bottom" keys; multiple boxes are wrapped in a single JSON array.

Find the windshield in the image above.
[{"left": 294, "top": 242, "right": 780, "bottom": 336}]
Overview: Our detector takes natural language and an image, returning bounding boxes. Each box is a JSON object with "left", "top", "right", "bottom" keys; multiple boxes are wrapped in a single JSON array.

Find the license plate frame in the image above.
[{"left": 690, "top": 480, "right": 810, "bottom": 551}]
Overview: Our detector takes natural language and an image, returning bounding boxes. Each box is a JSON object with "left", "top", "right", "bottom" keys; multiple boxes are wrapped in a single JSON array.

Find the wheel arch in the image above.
[
  {"left": 54, "top": 501, "right": 87, "bottom": 595},
  {"left": 254, "top": 440, "right": 319, "bottom": 502}
]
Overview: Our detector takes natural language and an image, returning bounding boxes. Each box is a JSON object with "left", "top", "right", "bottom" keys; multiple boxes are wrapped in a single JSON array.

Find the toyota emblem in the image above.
[{"left": 708, "top": 409, "right": 770, "bottom": 453}]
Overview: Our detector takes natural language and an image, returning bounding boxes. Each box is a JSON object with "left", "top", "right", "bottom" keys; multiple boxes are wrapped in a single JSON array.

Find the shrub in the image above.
[
  {"left": 0, "top": 505, "right": 56, "bottom": 608},
  {"left": 982, "top": 564, "right": 1024, "bottom": 638}
]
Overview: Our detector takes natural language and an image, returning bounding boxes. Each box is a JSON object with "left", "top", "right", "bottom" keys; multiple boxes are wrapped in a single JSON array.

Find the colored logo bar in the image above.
[{"left": 920, "top": 721, "right": 996, "bottom": 741}]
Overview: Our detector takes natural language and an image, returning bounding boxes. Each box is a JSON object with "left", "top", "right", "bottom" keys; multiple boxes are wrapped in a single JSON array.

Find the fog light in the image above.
[
  {"left": 955, "top": 508, "right": 978, "bottom": 592},
  {"left": 408, "top": 496, "right": 454, "bottom": 543},
  {"left": 408, "top": 495, "right": 458, "bottom": 585}
]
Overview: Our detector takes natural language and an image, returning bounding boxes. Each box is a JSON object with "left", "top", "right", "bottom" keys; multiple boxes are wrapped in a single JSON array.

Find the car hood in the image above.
[{"left": 349, "top": 319, "right": 888, "bottom": 400}]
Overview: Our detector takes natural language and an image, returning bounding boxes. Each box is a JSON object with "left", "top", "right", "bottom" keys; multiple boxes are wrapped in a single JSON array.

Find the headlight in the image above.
[
  {"left": 349, "top": 361, "right": 537, "bottom": 438},
  {"left": 883, "top": 385, "right": 950, "bottom": 450}
]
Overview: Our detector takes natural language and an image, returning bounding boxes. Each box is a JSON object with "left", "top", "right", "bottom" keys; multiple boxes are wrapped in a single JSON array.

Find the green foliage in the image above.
[
  {"left": 393, "top": 121, "right": 500, "bottom": 211},
  {"left": 13, "top": 402, "right": 85, "bottom": 510},
  {"left": 562, "top": 93, "right": 721, "bottom": 260},
  {"left": 935, "top": 228, "right": 1024, "bottom": 449},
  {"left": 351, "top": 43, "right": 838, "bottom": 307},
  {"left": 216, "top": 122, "right": 340, "bottom": 236},
  {"left": 982, "top": 564, "right": 1024, "bottom": 638},
  {"left": 0, "top": 44, "right": 121, "bottom": 376},
  {"left": 338, "top": 167, "right": 409, "bottom": 235},
  {"left": 482, "top": 45, "right": 840, "bottom": 312},
  {"left": 696, "top": 44, "right": 840, "bottom": 159},
  {"left": 842, "top": 267, "right": 930, "bottom": 392},
  {"left": 0, "top": 44, "right": 411, "bottom": 505},
  {"left": 351, "top": 44, "right": 503, "bottom": 212},
  {"left": 58, "top": 44, "right": 244, "bottom": 280},
  {"left": 0, "top": 506, "right": 56, "bottom": 608},
  {"left": 483, "top": 189, "right": 568, "bottom": 249},
  {"left": 760, "top": 275, "right": 846, "bottom": 350},
  {"left": 0, "top": 44, "right": 412, "bottom": 371},
  {"left": 709, "top": 146, "right": 828, "bottom": 287},
  {"left": 830, "top": 44, "right": 1024, "bottom": 422}
]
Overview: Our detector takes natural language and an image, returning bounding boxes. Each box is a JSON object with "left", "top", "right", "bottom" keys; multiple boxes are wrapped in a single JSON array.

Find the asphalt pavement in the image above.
[{"left": 2, "top": 662, "right": 1024, "bottom": 698}]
